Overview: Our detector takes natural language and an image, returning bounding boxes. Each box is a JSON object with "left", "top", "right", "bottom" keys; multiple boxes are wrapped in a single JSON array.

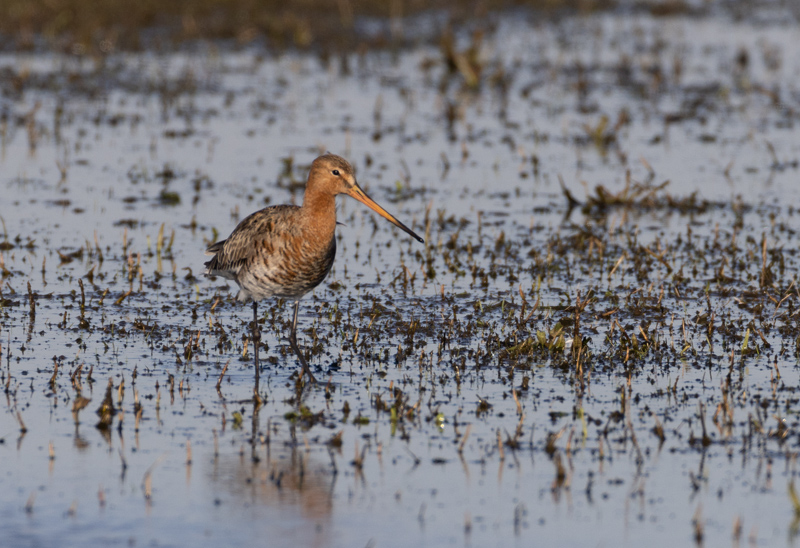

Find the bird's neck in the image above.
[{"left": 301, "top": 189, "right": 337, "bottom": 232}]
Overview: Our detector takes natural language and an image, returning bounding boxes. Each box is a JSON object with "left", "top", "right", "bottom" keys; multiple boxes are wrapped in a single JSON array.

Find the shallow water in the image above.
[{"left": 2, "top": 6, "right": 800, "bottom": 548}]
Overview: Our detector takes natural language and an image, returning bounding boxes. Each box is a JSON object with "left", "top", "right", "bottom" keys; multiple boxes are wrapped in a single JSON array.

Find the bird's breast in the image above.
[{"left": 239, "top": 228, "right": 336, "bottom": 301}]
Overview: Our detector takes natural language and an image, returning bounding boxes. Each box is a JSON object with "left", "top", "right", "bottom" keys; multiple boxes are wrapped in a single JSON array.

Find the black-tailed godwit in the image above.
[{"left": 204, "top": 154, "right": 424, "bottom": 383}]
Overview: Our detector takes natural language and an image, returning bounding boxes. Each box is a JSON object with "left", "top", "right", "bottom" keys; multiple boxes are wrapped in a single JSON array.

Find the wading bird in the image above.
[{"left": 205, "top": 154, "right": 424, "bottom": 383}]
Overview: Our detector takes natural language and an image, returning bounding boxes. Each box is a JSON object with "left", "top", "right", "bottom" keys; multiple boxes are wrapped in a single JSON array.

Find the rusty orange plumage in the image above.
[{"left": 205, "top": 154, "right": 424, "bottom": 383}]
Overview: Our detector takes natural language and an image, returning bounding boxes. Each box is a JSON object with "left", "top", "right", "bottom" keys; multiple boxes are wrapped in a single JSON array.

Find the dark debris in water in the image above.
[{"left": 561, "top": 174, "right": 728, "bottom": 218}]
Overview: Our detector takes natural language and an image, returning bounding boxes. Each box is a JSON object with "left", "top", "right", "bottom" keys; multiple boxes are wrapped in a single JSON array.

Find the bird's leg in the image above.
[
  {"left": 253, "top": 301, "right": 260, "bottom": 386},
  {"left": 289, "top": 300, "right": 317, "bottom": 383}
]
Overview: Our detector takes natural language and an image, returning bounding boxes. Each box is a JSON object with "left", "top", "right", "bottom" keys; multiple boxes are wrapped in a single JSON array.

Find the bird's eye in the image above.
[{"left": 332, "top": 169, "right": 340, "bottom": 176}]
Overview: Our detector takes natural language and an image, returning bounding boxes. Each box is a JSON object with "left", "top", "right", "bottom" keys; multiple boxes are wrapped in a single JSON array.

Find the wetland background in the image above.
[{"left": 3, "top": 0, "right": 800, "bottom": 546}]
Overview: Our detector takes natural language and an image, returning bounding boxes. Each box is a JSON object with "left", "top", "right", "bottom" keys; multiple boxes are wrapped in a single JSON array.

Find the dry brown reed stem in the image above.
[{"left": 216, "top": 360, "right": 229, "bottom": 392}]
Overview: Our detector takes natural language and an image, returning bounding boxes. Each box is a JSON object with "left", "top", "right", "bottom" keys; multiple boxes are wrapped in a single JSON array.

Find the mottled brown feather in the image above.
[{"left": 204, "top": 205, "right": 300, "bottom": 277}]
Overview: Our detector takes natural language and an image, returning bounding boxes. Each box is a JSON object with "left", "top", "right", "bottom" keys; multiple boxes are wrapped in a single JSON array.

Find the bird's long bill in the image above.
[{"left": 347, "top": 184, "right": 424, "bottom": 243}]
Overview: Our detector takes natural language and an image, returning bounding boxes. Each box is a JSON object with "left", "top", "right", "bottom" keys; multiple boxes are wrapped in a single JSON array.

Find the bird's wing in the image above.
[{"left": 204, "top": 205, "right": 299, "bottom": 275}]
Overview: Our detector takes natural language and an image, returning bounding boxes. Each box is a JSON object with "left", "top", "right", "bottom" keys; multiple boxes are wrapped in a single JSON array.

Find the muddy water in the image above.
[{"left": 2, "top": 7, "right": 800, "bottom": 548}]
